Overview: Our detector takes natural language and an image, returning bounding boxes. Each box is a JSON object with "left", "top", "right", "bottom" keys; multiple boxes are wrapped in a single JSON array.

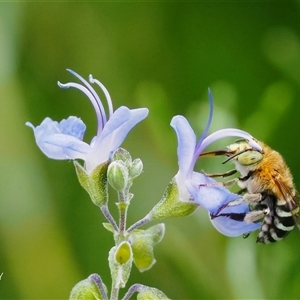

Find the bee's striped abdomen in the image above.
[{"left": 256, "top": 197, "right": 296, "bottom": 244}]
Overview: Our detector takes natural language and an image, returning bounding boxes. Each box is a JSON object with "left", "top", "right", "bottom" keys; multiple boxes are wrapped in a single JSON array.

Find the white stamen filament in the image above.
[
  {"left": 89, "top": 75, "right": 114, "bottom": 119},
  {"left": 58, "top": 81, "right": 105, "bottom": 134}
]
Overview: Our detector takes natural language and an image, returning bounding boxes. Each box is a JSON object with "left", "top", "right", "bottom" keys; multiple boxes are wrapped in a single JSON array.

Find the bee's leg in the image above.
[
  {"left": 243, "top": 232, "right": 251, "bottom": 239},
  {"left": 210, "top": 206, "right": 269, "bottom": 224},
  {"left": 237, "top": 188, "right": 247, "bottom": 195},
  {"left": 244, "top": 207, "right": 270, "bottom": 223},
  {"left": 225, "top": 193, "right": 263, "bottom": 207},
  {"left": 241, "top": 193, "right": 263, "bottom": 205},
  {"left": 211, "top": 193, "right": 263, "bottom": 217},
  {"left": 198, "top": 177, "right": 238, "bottom": 189},
  {"left": 203, "top": 169, "right": 237, "bottom": 178}
]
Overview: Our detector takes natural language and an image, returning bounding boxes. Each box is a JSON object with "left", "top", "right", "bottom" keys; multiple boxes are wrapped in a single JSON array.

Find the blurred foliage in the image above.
[{"left": 1, "top": 2, "right": 300, "bottom": 299}]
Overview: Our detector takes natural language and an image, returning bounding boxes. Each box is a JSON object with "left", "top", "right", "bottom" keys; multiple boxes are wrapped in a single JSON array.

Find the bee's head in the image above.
[
  {"left": 200, "top": 139, "right": 264, "bottom": 166},
  {"left": 225, "top": 140, "right": 264, "bottom": 166}
]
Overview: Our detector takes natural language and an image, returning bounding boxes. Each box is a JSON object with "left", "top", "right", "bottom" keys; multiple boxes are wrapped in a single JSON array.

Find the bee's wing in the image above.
[{"left": 274, "top": 178, "right": 300, "bottom": 230}]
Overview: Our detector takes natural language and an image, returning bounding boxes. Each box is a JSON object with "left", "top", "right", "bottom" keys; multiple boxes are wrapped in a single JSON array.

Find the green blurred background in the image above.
[{"left": 1, "top": 2, "right": 300, "bottom": 299}]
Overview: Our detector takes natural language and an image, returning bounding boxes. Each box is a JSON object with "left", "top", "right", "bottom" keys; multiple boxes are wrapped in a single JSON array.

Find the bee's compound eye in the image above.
[{"left": 237, "top": 151, "right": 263, "bottom": 166}]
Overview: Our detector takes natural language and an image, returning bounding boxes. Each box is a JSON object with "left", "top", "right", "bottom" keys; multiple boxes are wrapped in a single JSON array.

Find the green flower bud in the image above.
[
  {"left": 129, "top": 224, "right": 165, "bottom": 272},
  {"left": 74, "top": 161, "right": 109, "bottom": 207},
  {"left": 129, "top": 158, "right": 143, "bottom": 179},
  {"left": 109, "top": 242, "right": 133, "bottom": 288},
  {"left": 107, "top": 161, "right": 129, "bottom": 192},
  {"left": 148, "top": 177, "right": 198, "bottom": 220},
  {"left": 69, "top": 274, "right": 107, "bottom": 300},
  {"left": 137, "top": 286, "right": 170, "bottom": 300},
  {"left": 112, "top": 148, "right": 132, "bottom": 164}
]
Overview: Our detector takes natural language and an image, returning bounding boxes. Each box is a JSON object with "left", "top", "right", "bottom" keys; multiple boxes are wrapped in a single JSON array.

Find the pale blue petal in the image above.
[
  {"left": 97, "top": 106, "right": 131, "bottom": 144},
  {"left": 44, "top": 134, "right": 92, "bottom": 160},
  {"left": 211, "top": 213, "right": 261, "bottom": 237},
  {"left": 26, "top": 117, "right": 89, "bottom": 160},
  {"left": 170, "top": 116, "right": 196, "bottom": 177},
  {"left": 98, "top": 107, "right": 149, "bottom": 150},
  {"left": 186, "top": 172, "right": 261, "bottom": 236},
  {"left": 84, "top": 107, "right": 149, "bottom": 173},
  {"left": 59, "top": 116, "right": 86, "bottom": 140},
  {"left": 187, "top": 172, "right": 238, "bottom": 213}
]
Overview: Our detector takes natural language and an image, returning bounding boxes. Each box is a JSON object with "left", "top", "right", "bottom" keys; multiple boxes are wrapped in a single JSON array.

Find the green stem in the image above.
[
  {"left": 110, "top": 286, "right": 120, "bottom": 300},
  {"left": 100, "top": 204, "right": 119, "bottom": 232},
  {"left": 89, "top": 274, "right": 109, "bottom": 300},
  {"left": 122, "top": 284, "right": 144, "bottom": 300},
  {"left": 118, "top": 190, "right": 128, "bottom": 234},
  {"left": 126, "top": 214, "right": 151, "bottom": 233}
]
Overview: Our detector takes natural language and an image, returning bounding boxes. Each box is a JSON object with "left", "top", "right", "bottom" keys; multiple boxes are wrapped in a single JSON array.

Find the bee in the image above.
[{"left": 200, "top": 139, "right": 300, "bottom": 244}]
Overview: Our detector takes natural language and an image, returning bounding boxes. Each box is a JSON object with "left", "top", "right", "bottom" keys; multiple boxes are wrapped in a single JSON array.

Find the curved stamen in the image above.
[
  {"left": 195, "top": 88, "right": 214, "bottom": 153},
  {"left": 187, "top": 89, "right": 214, "bottom": 175},
  {"left": 196, "top": 128, "right": 262, "bottom": 157},
  {"left": 66, "top": 69, "right": 108, "bottom": 126},
  {"left": 89, "top": 75, "right": 114, "bottom": 119},
  {"left": 58, "top": 81, "right": 104, "bottom": 134}
]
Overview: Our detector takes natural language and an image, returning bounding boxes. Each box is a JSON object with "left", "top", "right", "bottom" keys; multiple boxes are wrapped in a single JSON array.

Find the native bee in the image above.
[{"left": 201, "top": 139, "right": 300, "bottom": 244}]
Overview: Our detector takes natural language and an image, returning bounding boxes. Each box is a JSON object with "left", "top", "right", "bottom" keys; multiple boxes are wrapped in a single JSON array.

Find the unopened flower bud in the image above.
[
  {"left": 69, "top": 274, "right": 107, "bottom": 300},
  {"left": 129, "top": 158, "right": 143, "bottom": 179},
  {"left": 107, "top": 161, "right": 129, "bottom": 191},
  {"left": 137, "top": 286, "right": 170, "bottom": 300},
  {"left": 112, "top": 148, "right": 132, "bottom": 164}
]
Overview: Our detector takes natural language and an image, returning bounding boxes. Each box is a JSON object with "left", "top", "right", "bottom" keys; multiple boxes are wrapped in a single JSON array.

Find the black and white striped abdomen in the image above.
[{"left": 257, "top": 196, "right": 296, "bottom": 244}]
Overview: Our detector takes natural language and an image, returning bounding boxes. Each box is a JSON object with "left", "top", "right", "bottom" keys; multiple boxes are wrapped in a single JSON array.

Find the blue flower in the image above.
[
  {"left": 26, "top": 70, "right": 149, "bottom": 174},
  {"left": 170, "top": 90, "right": 262, "bottom": 237}
]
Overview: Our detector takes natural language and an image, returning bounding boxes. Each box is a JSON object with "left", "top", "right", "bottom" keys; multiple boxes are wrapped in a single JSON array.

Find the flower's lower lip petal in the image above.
[
  {"left": 43, "top": 134, "right": 92, "bottom": 160},
  {"left": 170, "top": 115, "right": 196, "bottom": 177},
  {"left": 186, "top": 172, "right": 261, "bottom": 236},
  {"left": 211, "top": 215, "right": 261, "bottom": 237},
  {"left": 187, "top": 172, "right": 239, "bottom": 212}
]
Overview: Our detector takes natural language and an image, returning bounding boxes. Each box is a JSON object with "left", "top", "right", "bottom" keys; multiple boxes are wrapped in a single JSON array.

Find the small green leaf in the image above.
[{"left": 102, "top": 223, "right": 114, "bottom": 233}]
